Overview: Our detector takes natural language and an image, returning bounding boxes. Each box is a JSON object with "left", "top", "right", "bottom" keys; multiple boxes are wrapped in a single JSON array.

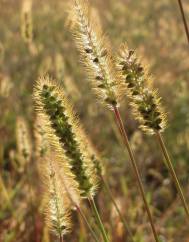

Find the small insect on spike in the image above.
[
  {"left": 43, "top": 154, "right": 72, "bottom": 239},
  {"left": 21, "top": 0, "right": 33, "bottom": 44},
  {"left": 117, "top": 43, "right": 167, "bottom": 135},
  {"left": 16, "top": 116, "right": 32, "bottom": 164},
  {"left": 70, "top": 0, "right": 124, "bottom": 109},
  {"left": 34, "top": 115, "right": 49, "bottom": 159},
  {"left": 33, "top": 76, "right": 98, "bottom": 198}
]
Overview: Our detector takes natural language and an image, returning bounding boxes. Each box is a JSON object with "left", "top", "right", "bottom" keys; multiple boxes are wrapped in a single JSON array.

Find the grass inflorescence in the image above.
[
  {"left": 34, "top": 76, "right": 98, "bottom": 198},
  {"left": 43, "top": 154, "right": 72, "bottom": 240},
  {"left": 16, "top": 116, "right": 32, "bottom": 164},
  {"left": 70, "top": 0, "right": 124, "bottom": 109},
  {"left": 117, "top": 43, "right": 167, "bottom": 135}
]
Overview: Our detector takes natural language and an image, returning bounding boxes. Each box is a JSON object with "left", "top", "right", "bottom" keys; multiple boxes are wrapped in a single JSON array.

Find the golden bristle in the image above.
[
  {"left": 70, "top": 0, "right": 124, "bottom": 109},
  {"left": 16, "top": 116, "right": 32, "bottom": 163}
]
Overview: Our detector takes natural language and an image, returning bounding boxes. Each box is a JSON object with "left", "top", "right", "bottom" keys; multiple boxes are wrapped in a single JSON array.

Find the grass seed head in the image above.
[
  {"left": 70, "top": 0, "right": 124, "bottom": 109},
  {"left": 16, "top": 116, "right": 32, "bottom": 163},
  {"left": 21, "top": 0, "right": 33, "bottom": 44},
  {"left": 34, "top": 76, "right": 98, "bottom": 198},
  {"left": 117, "top": 43, "right": 167, "bottom": 134},
  {"left": 43, "top": 154, "right": 72, "bottom": 238}
]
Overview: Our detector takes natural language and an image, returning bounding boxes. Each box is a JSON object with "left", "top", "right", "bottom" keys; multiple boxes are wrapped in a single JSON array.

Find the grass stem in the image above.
[
  {"left": 76, "top": 205, "right": 100, "bottom": 242},
  {"left": 156, "top": 131, "right": 189, "bottom": 220},
  {"left": 177, "top": 0, "right": 189, "bottom": 45},
  {"left": 101, "top": 175, "right": 134, "bottom": 242},
  {"left": 113, "top": 106, "right": 159, "bottom": 242},
  {"left": 89, "top": 197, "right": 109, "bottom": 242},
  {"left": 0, "top": 174, "right": 12, "bottom": 209}
]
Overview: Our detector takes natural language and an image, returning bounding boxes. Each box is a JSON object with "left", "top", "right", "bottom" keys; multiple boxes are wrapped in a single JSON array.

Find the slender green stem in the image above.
[
  {"left": 101, "top": 175, "right": 134, "bottom": 242},
  {"left": 0, "top": 174, "right": 12, "bottom": 209},
  {"left": 113, "top": 106, "right": 159, "bottom": 242},
  {"left": 62, "top": 176, "right": 99, "bottom": 242},
  {"left": 89, "top": 197, "right": 109, "bottom": 242},
  {"left": 177, "top": 0, "right": 189, "bottom": 45},
  {"left": 156, "top": 131, "right": 189, "bottom": 219},
  {"left": 76, "top": 205, "right": 100, "bottom": 242}
]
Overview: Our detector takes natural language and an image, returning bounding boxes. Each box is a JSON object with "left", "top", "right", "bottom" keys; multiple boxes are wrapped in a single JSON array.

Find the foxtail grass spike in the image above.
[
  {"left": 117, "top": 43, "right": 167, "bottom": 135},
  {"left": 34, "top": 76, "right": 98, "bottom": 198},
  {"left": 70, "top": 0, "right": 124, "bottom": 109},
  {"left": 16, "top": 116, "right": 32, "bottom": 163},
  {"left": 21, "top": 0, "right": 33, "bottom": 44},
  {"left": 43, "top": 153, "right": 72, "bottom": 239}
]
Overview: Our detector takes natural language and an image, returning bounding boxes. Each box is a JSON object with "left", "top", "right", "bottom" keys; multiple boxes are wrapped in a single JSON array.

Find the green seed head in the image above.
[
  {"left": 117, "top": 44, "right": 167, "bottom": 134},
  {"left": 34, "top": 76, "right": 98, "bottom": 198}
]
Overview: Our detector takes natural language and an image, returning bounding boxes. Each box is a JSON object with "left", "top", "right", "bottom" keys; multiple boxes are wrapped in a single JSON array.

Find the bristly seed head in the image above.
[
  {"left": 34, "top": 76, "right": 98, "bottom": 198},
  {"left": 16, "top": 116, "right": 32, "bottom": 163},
  {"left": 34, "top": 115, "right": 49, "bottom": 159},
  {"left": 117, "top": 43, "right": 167, "bottom": 134},
  {"left": 21, "top": 0, "right": 33, "bottom": 44},
  {"left": 43, "top": 154, "right": 72, "bottom": 238},
  {"left": 70, "top": 0, "right": 124, "bottom": 109}
]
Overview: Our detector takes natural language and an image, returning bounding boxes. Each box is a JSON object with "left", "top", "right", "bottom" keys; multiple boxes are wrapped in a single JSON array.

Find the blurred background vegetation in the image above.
[{"left": 0, "top": 0, "right": 189, "bottom": 241}]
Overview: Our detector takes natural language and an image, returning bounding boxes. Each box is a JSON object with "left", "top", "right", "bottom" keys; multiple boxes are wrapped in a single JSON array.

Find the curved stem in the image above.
[
  {"left": 156, "top": 131, "right": 189, "bottom": 219},
  {"left": 177, "top": 0, "right": 189, "bottom": 45},
  {"left": 89, "top": 197, "right": 109, "bottom": 242},
  {"left": 113, "top": 106, "right": 159, "bottom": 242},
  {"left": 76, "top": 205, "right": 100, "bottom": 242},
  {"left": 101, "top": 175, "right": 134, "bottom": 242}
]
